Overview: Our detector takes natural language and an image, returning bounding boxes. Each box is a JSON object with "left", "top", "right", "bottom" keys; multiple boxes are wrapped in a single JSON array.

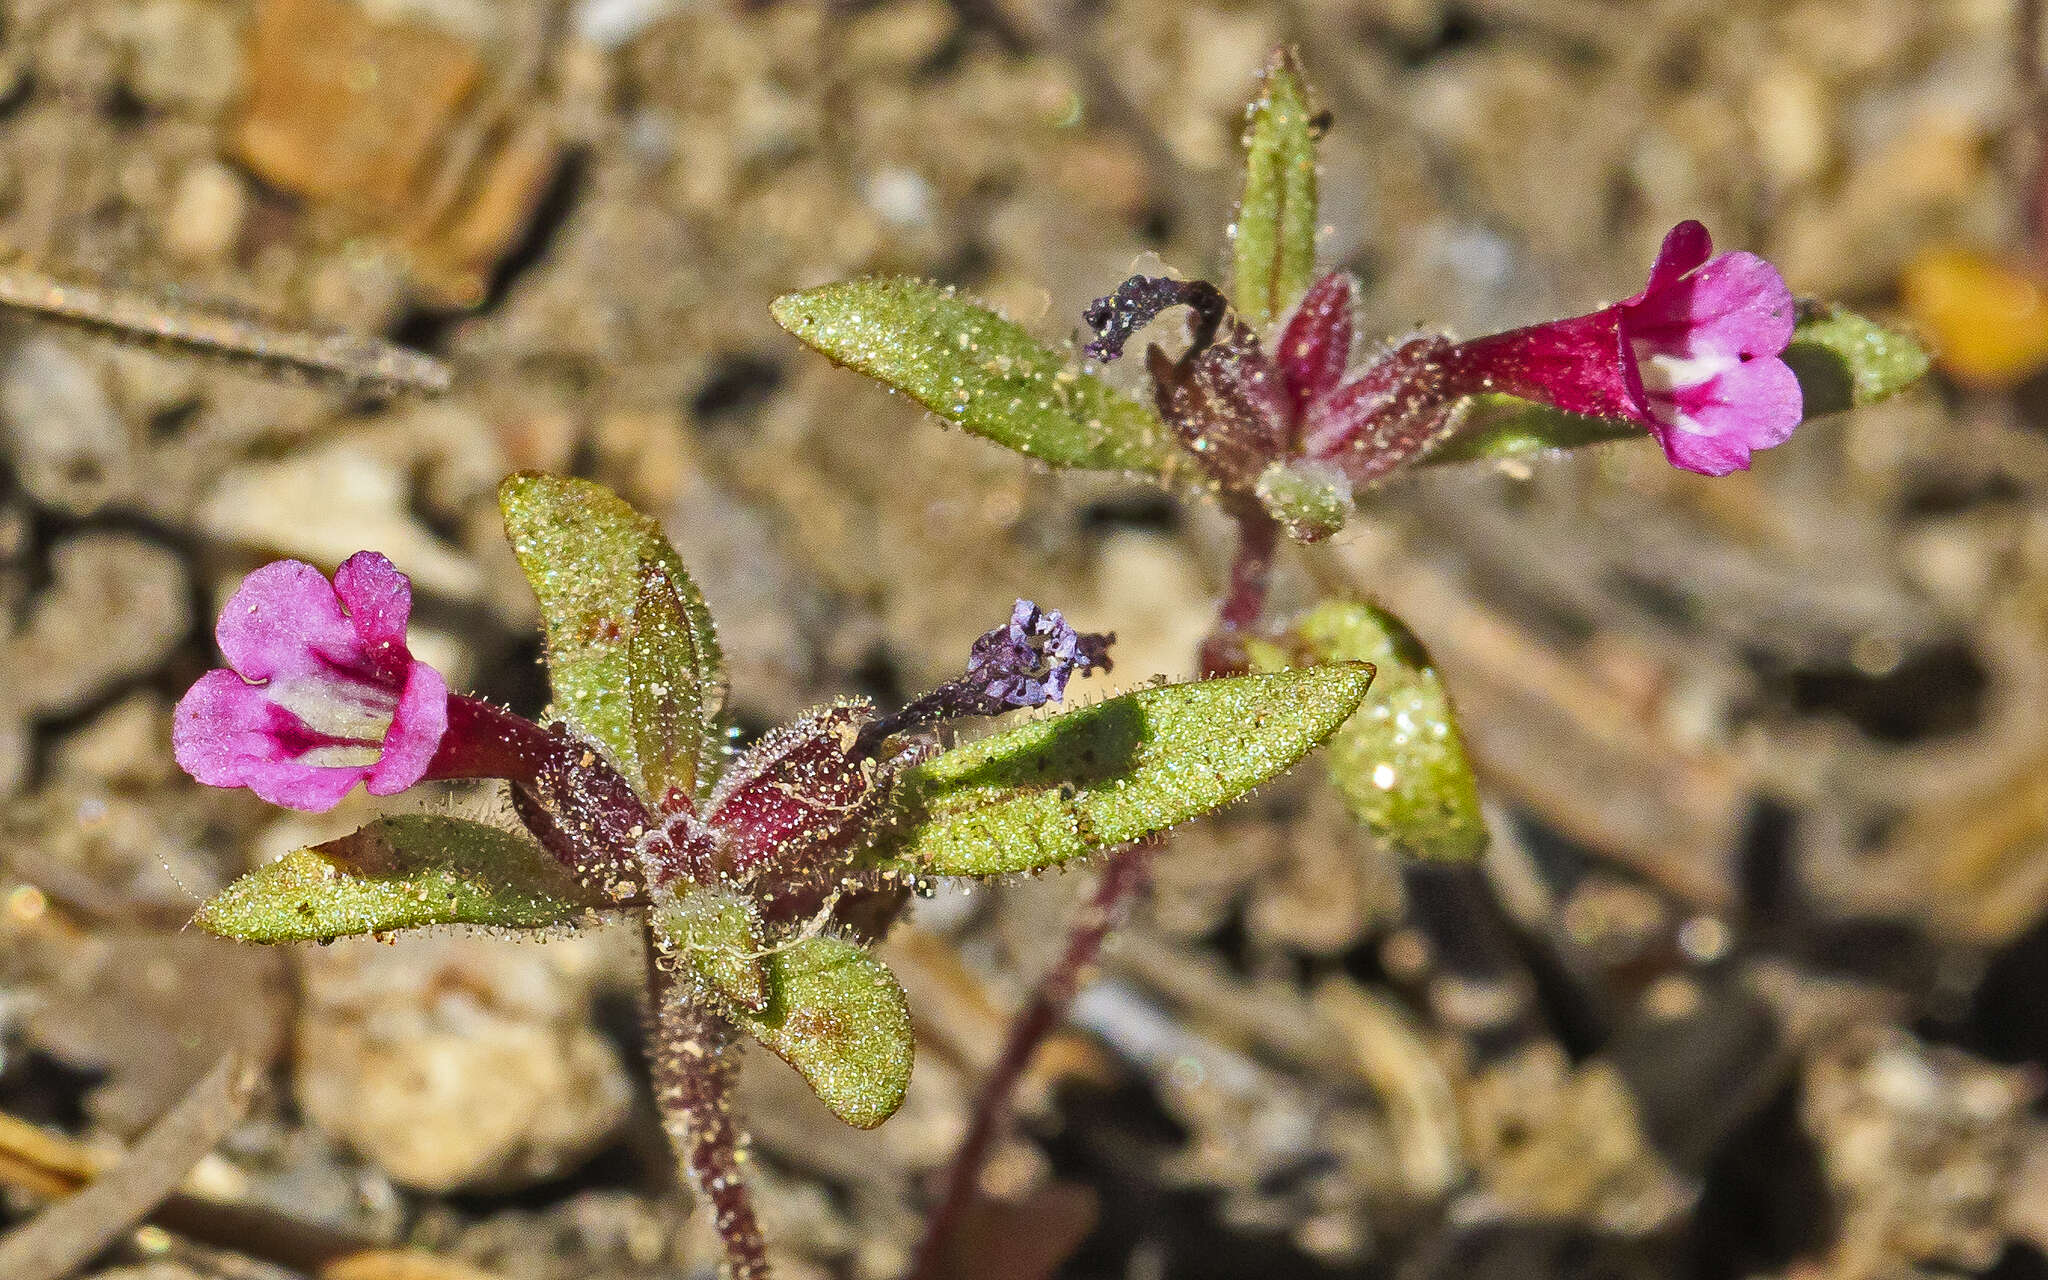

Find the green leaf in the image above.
[
  {"left": 652, "top": 886, "right": 769, "bottom": 1012},
  {"left": 1253, "top": 602, "right": 1485, "bottom": 861},
  {"left": 769, "top": 278, "right": 1177, "bottom": 474},
  {"left": 194, "top": 816, "right": 598, "bottom": 943},
  {"left": 1424, "top": 302, "right": 1930, "bottom": 465},
  {"left": 1231, "top": 46, "right": 1319, "bottom": 327},
  {"left": 1421, "top": 396, "right": 1633, "bottom": 465},
  {"left": 728, "top": 937, "right": 914, "bottom": 1130},
  {"left": 876, "top": 664, "right": 1374, "bottom": 876},
  {"left": 630, "top": 557, "right": 719, "bottom": 802},
  {"left": 1780, "top": 301, "right": 1932, "bottom": 416},
  {"left": 500, "top": 473, "right": 724, "bottom": 795}
]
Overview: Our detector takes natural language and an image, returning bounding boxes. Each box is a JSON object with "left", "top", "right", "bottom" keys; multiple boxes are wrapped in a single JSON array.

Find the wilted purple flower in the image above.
[
  {"left": 967, "top": 600, "right": 1110, "bottom": 707},
  {"left": 1083, "top": 277, "right": 1227, "bottom": 364},
  {"left": 858, "top": 600, "right": 1114, "bottom": 753}
]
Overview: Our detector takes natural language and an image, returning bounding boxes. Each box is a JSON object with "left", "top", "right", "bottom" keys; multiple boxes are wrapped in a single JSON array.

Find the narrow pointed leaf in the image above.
[
  {"left": 874, "top": 664, "right": 1374, "bottom": 877},
  {"left": 1425, "top": 303, "right": 1929, "bottom": 465},
  {"left": 653, "top": 886, "right": 769, "bottom": 1011},
  {"left": 630, "top": 557, "right": 718, "bottom": 802},
  {"left": 194, "top": 816, "right": 598, "bottom": 942},
  {"left": 728, "top": 937, "right": 913, "bottom": 1130},
  {"left": 500, "top": 473, "right": 724, "bottom": 795},
  {"left": 1254, "top": 602, "right": 1485, "bottom": 861},
  {"left": 770, "top": 278, "right": 1177, "bottom": 473},
  {"left": 1231, "top": 46, "right": 1319, "bottom": 326}
]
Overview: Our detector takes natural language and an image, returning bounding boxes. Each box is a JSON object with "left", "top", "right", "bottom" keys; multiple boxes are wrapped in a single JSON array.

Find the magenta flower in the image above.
[
  {"left": 173, "top": 552, "right": 450, "bottom": 811},
  {"left": 1441, "top": 220, "right": 1802, "bottom": 475},
  {"left": 1083, "top": 221, "right": 1804, "bottom": 513}
]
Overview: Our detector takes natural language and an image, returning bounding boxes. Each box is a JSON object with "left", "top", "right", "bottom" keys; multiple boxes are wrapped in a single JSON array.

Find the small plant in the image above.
[
  {"left": 174, "top": 471, "right": 1374, "bottom": 1278},
  {"left": 165, "top": 46, "right": 1935, "bottom": 1280},
  {"left": 771, "top": 46, "right": 1932, "bottom": 1274}
]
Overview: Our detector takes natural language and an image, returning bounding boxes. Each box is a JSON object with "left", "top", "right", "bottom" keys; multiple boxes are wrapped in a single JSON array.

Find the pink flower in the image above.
[
  {"left": 173, "top": 552, "right": 449, "bottom": 811},
  {"left": 1441, "top": 220, "right": 1802, "bottom": 475},
  {"left": 1080, "top": 220, "right": 1802, "bottom": 509}
]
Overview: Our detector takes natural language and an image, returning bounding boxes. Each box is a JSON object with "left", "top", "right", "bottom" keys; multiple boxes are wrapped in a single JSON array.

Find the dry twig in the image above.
[
  {"left": 0, "top": 1090, "right": 507, "bottom": 1280},
  {"left": 0, "top": 1052, "right": 259, "bottom": 1280},
  {"left": 0, "top": 265, "right": 452, "bottom": 395}
]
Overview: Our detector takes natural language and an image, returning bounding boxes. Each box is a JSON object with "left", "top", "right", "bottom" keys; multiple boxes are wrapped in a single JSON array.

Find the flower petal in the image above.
[
  {"left": 173, "top": 669, "right": 371, "bottom": 812},
  {"left": 366, "top": 659, "right": 450, "bottom": 795},
  {"left": 1275, "top": 271, "right": 1355, "bottom": 419},
  {"left": 173, "top": 669, "right": 278, "bottom": 788},
  {"left": 332, "top": 551, "right": 414, "bottom": 667},
  {"left": 1628, "top": 250, "right": 1797, "bottom": 362},
  {"left": 1634, "top": 220, "right": 1714, "bottom": 300},
  {"left": 242, "top": 758, "right": 372, "bottom": 812},
  {"left": 1647, "top": 354, "right": 1803, "bottom": 476},
  {"left": 214, "top": 560, "right": 358, "bottom": 683}
]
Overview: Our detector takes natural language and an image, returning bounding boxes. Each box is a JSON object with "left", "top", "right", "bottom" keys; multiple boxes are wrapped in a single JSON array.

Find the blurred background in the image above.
[{"left": 3, "top": 0, "right": 2047, "bottom": 1277}]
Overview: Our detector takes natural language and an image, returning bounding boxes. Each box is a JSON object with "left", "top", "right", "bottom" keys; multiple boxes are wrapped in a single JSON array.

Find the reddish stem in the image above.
[
  {"left": 911, "top": 507, "right": 1276, "bottom": 1277},
  {"left": 905, "top": 847, "right": 1153, "bottom": 1280},
  {"left": 644, "top": 922, "right": 770, "bottom": 1280},
  {"left": 2023, "top": 0, "right": 2048, "bottom": 255},
  {"left": 1198, "top": 500, "right": 1282, "bottom": 677}
]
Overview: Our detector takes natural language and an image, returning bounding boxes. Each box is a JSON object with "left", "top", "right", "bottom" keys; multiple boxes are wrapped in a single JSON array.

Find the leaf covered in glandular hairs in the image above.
[
  {"left": 728, "top": 937, "right": 913, "bottom": 1130},
  {"left": 1253, "top": 602, "right": 1486, "bottom": 861},
  {"left": 769, "top": 278, "right": 1178, "bottom": 474},
  {"left": 630, "top": 557, "right": 721, "bottom": 803},
  {"left": 1425, "top": 303, "right": 1930, "bottom": 465},
  {"left": 195, "top": 815, "right": 600, "bottom": 942},
  {"left": 873, "top": 664, "right": 1374, "bottom": 877},
  {"left": 499, "top": 473, "right": 724, "bottom": 797},
  {"left": 1778, "top": 301, "right": 1932, "bottom": 416},
  {"left": 1231, "top": 46, "right": 1320, "bottom": 327},
  {"left": 652, "top": 885, "right": 769, "bottom": 1011}
]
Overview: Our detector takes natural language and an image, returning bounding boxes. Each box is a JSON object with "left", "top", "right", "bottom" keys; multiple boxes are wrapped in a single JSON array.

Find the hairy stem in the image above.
[
  {"left": 906, "top": 847, "right": 1153, "bottom": 1280},
  {"left": 913, "top": 506, "right": 1275, "bottom": 1274},
  {"left": 1198, "top": 500, "right": 1282, "bottom": 677},
  {"left": 644, "top": 923, "right": 770, "bottom": 1280}
]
